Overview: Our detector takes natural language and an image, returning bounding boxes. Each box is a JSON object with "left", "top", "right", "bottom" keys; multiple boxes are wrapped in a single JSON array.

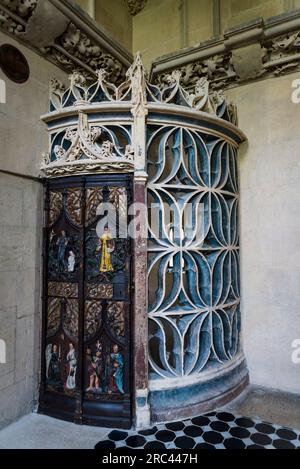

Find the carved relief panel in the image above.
[{"left": 40, "top": 175, "right": 132, "bottom": 429}]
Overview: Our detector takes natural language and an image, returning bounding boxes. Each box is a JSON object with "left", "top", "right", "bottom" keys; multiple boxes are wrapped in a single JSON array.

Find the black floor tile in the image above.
[
  {"left": 166, "top": 421, "right": 185, "bottom": 431},
  {"left": 95, "top": 412, "right": 300, "bottom": 450},
  {"left": 125, "top": 435, "right": 146, "bottom": 448},
  {"left": 195, "top": 443, "right": 216, "bottom": 449},
  {"left": 144, "top": 441, "right": 166, "bottom": 449},
  {"left": 174, "top": 436, "right": 196, "bottom": 449},
  {"left": 235, "top": 417, "right": 255, "bottom": 428},
  {"left": 273, "top": 439, "right": 296, "bottom": 449},
  {"left": 202, "top": 431, "right": 224, "bottom": 445},
  {"left": 95, "top": 440, "right": 116, "bottom": 449},
  {"left": 216, "top": 412, "right": 235, "bottom": 422},
  {"left": 108, "top": 430, "right": 128, "bottom": 441},
  {"left": 255, "top": 423, "right": 275, "bottom": 434},
  {"left": 223, "top": 437, "right": 246, "bottom": 449},
  {"left": 230, "top": 426, "right": 250, "bottom": 439},
  {"left": 138, "top": 426, "right": 158, "bottom": 436},
  {"left": 183, "top": 425, "right": 203, "bottom": 437},
  {"left": 250, "top": 433, "right": 272, "bottom": 446},
  {"left": 210, "top": 421, "right": 230, "bottom": 432},
  {"left": 155, "top": 430, "right": 176, "bottom": 442},
  {"left": 276, "top": 428, "right": 297, "bottom": 441},
  {"left": 191, "top": 416, "right": 210, "bottom": 426}
]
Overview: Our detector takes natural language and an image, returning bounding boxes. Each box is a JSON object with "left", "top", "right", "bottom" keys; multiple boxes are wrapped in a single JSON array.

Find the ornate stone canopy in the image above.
[{"left": 0, "top": 0, "right": 132, "bottom": 83}]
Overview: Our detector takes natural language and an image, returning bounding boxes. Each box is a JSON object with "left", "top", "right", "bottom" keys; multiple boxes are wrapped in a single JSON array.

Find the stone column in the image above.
[{"left": 129, "top": 53, "right": 151, "bottom": 428}]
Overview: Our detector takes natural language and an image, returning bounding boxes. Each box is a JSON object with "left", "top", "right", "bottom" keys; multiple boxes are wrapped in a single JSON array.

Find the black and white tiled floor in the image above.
[{"left": 95, "top": 412, "right": 300, "bottom": 449}]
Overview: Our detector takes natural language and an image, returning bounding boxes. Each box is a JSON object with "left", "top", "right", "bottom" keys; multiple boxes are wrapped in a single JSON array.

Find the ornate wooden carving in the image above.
[{"left": 40, "top": 175, "right": 132, "bottom": 428}]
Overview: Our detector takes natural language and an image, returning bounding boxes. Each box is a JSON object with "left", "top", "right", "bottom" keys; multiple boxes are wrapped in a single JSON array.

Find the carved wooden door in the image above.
[{"left": 39, "top": 174, "right": 132, "bottom": 428}]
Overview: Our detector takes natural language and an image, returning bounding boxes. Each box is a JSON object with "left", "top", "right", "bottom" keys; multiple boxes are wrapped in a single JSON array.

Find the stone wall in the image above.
[
  {"left": 76, "top": 0, "right": 133, "bottom": 51},
  {"left": 132, "top": 0, "right": 300, "bottom": 68},
  {"left": 227, "top": 71, "right": 300, "bottom": 394},
  {"left": 220, "top": 0, "right": 286, "bottom": 31},
  {"left": 133, "top": 0, "right": 213, "bottom": 68},
  {"left": 0, "top": 31, "right": 67, "bottom": 429},
  {"left": 95, "top": 0, "right": 132, "bottom": 52}
]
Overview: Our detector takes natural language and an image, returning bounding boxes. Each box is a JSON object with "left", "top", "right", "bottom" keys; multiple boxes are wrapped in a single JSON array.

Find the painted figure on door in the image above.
[
  {"left": 68, "top": 250, "right": 75, "bottom": 272},
  {"left": 96, "top": 226, "right": 114, "bottom": 273},
  {"left": 65, "top": 342, "right": 77, "bottom": 390},
  {"left": 46, "top": 343, "right": 62, "bottom": 388},
  {"left": 86, "top": 342, "right": 104, "bottom": 392},
  {"left": 108, "top": 344, "right": 124, "bottom": 394},
  {"left": 56, "top": 230, "right": 69, "bottom": 271}
]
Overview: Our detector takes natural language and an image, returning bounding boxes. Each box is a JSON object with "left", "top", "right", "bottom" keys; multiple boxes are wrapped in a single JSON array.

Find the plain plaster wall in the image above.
[
  {"left": 0, "top": 32, "right": 67, "bottom": 429},
  {"left": 227, "top": 72, "right": 300, "bottom": 394}
]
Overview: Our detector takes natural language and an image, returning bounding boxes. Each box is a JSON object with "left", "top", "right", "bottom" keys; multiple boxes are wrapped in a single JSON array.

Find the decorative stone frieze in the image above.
[
  {"left": 0, "top": 0, "right": 131, "bottom": 83},
  {"left": 152, "top": 10, "right": 300, "bottom": 91}
]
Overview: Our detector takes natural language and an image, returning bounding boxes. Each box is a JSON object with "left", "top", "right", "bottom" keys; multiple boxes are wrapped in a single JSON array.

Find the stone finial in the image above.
[{"left": 126, "top": 52, "right": 148, "bottom": 116}]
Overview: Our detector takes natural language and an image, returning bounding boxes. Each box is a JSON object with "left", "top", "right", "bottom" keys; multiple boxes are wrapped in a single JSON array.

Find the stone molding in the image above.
[
  {"left": 0, "top": 0, "right": 133, "bottom": 83},
  {"left": 151, "top": 10, "right": 300, "bottom": 91}
]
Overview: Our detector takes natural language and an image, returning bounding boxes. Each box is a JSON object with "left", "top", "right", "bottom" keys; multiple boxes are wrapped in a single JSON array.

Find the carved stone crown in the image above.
[{"left": 41, "top": 53, "right": 238, "bottom": 178}]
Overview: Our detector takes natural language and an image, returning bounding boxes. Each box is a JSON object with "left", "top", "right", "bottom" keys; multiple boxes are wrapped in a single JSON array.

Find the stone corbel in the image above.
[
  {"left": 232, "top": 43, "right": 265, "bottom": 82},
  {"left": 18, "top": 0, "right": 69, "bottom": 48}
]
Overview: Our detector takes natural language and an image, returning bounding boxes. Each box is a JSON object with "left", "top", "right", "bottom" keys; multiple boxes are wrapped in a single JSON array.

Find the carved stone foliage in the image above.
[
  {"left": 262, "top": 30, "right": 300, "bottom": 76},
  {"left": 42, "top": 53, "right": 241, "bottom": 177},
  {"left": 1, "top": 0, "right": 37, "bottom": 19},
  {"left": 0, "top": 0, "right": 37, "bottom": 34},
  {"left": 0, "top": 1, "right": 128, "bottom": 83},
  {"left": 42, "top": 111, "right": 133, "bottom": 177},
  {"left": 153, "top": 15, "right": 300, "bottom": 91},
  {"left": 156, "top": 54, "right": 236, "bottom": 92},
  {"left": 58, "top": 23, "right": 124, "bottom": 84},
  {"left": 47, "top": 54, "right": 236, "bottom": 119},
  {"left": 125, "top": 0, "right": 147, "bottom": 16}
]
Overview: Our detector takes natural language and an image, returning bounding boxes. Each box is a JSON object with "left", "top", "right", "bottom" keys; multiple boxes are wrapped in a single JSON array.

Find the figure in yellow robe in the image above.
[{"left": 97, "top": 227, "right": 114, "bottom": 272}]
